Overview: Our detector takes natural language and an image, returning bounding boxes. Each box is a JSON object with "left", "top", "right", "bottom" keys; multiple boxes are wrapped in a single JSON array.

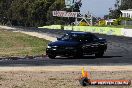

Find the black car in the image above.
[{"left": 46, "top": 32, "right": 107, "bottom": 59}]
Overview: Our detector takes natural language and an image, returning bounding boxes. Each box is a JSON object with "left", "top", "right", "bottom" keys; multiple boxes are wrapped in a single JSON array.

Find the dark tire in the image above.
[
  {"left": 79, "top": 77, "right": 90, "bottom": 86},
  {"left": 95, "top": 51, "right": 104, "bottom": 58},
  {"left": 48, "top": 55, "right": 56, "bottom": 59},
  {"left": 73, "top": 52, "right": 83, "bottom": 58}
]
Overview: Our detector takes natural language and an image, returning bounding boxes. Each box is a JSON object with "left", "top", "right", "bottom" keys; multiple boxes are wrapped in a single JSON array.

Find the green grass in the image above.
[{"left": 0, "top": 29, "right": 50, "bottom": 57}]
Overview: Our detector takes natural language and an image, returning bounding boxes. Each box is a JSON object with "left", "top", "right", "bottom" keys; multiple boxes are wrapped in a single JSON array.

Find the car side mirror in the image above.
[{"left": 57, "top": 37, "right": 61, "bottom": 40}]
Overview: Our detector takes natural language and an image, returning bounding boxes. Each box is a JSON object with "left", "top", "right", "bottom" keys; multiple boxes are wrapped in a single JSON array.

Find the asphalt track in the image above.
[{"left": 0, "top": 27, "right": 132, "bottom": 66}]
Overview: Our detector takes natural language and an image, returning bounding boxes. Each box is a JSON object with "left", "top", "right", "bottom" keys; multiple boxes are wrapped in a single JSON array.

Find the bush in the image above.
[
  {"left": 113, "top": 17, "right": 132, "bottom": 25},
  {"left": 98, "top": 20, "right": 106, "bottom": 26},
  {"left": 79, "top": 22, "right": 89, "bottom": 26}
]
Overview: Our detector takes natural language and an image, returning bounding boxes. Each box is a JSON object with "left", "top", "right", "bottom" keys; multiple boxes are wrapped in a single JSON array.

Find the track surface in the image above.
[{"left": 0, "top": 28, "right": 132, "bottom": 66}]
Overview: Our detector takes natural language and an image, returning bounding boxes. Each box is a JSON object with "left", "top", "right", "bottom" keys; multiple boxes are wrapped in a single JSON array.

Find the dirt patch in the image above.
[
  {"left": 0, "top": 71, "right": 131, "bottom": 88},
  {"left": 0, "top": 25, "right": 56, "bottom": 42}
]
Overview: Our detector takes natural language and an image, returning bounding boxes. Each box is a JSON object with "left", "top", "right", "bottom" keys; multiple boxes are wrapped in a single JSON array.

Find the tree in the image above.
[
  {"left": 113, "top": 17, "right": 132, "bottom": 25},
  {"left": 99, "top": 20, "right": 106, "bottom": 26},
  {"left": 0, "top": 0, "right": 56, "bottom": 26},
  {"left": 107, "top": 0, "right": 121, "bottom": 19},
  {"left": 0, "top": 0, "right": 82, "bottom": 26},
  {"left": 0, "top": 0, "right": 13, "bottom": 25},
  {"left": 120, "top": 0, "right": 132, "bottom": 10},
  {"left": 108, "top": 0, "right": 132, "bottom": 19},
  {"left": 108, "top": 8, "right": 121, "bottom": 19},
  {"left": 46, "top": 0, "right": 82, "bottom": 25},
  {"left": 8, "top": 0, "right": 55, "bottom": 27}
]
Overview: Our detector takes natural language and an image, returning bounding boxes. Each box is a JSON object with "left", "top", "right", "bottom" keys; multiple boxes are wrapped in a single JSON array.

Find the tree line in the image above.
[
  {"left": 0, "top": 0, "right": 81, "bottom": 27},
  {"left": 107, "top": 0, "right": 132, "bottom": 19}
]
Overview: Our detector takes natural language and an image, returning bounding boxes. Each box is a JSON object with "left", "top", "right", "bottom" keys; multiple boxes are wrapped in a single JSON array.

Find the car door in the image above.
[
  {"left": 81, "top": 34, "right": 94, "bottom": 54},
  {"left": 90, "top": 34, "right": 100, "bottom": 53}
]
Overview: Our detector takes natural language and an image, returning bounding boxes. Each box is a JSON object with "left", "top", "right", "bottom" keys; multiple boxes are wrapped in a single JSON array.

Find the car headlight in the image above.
[{"left": 47, "top": 46, "right": 51, "bottom": 48}]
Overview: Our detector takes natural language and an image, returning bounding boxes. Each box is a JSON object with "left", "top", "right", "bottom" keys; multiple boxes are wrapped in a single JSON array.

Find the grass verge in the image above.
[{"left": 0, "top": 28, "right": 50, "bottom": 57}]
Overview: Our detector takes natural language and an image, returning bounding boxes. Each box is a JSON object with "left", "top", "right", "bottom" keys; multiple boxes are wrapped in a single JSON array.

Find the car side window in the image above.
[
  {"left": 85, "top": 35, "right": 93, "bottom": 42},
  {"left": 76, "top": 34, "right": 93, "bottom": 42},
  {"left": 61, "top": 34, "right": 73, "bottom": 41},
  {"left": 91, "top": 34, "right": 99, "bottom": 42}
]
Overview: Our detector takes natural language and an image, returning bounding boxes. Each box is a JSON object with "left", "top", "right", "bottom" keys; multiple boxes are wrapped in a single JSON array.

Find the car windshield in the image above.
[
  {"left": 60, "top": 34, "right": 72, "bottom": 41},
  {"left": 60, "top": 33, "right": 95, "bottom": 42}
]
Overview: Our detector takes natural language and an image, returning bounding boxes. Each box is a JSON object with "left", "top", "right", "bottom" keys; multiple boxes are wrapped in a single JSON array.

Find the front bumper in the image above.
[{"left": 46, "top": 47, "right": 77, "bottom": 56}]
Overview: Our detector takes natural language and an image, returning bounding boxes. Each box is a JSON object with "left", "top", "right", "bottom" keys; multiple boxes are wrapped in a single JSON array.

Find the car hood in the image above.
[{"left": 48, "top": 40, "right": 79, "bottom": 47}]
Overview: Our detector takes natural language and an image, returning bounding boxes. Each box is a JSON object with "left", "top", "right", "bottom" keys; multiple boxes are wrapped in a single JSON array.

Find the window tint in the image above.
[
  {"left": 71, "top": 34, "right": 93, "bottom": 42},
  {"left": 91, "top": 34, "right": 99, "bottom": 41},
  {"left": 60, "top": 33, "right": 98, "bottom": 42},
  {"left": 61, "top": 34, "right": 72, "bottom": 41}
]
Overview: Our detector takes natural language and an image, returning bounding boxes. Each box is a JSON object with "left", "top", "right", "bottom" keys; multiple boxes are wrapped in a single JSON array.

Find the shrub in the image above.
[
  {"left": 98, "top": 20, "right": 106, "bottom": 26},
  {"left": 113, "top": 17, "right": 132, "bottom": 25},
  {"left": 79, "top": 22, "right": 89, "bottom": 26}
]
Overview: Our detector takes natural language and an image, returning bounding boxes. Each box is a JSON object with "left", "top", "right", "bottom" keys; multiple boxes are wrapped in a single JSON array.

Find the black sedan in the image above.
[{"left": 46, "top": 32, "right": 107, "bottom": 59}]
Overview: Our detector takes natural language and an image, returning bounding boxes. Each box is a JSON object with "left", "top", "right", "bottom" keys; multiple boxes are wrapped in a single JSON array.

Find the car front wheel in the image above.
[
  {"left": 95, "top": 51, "right": 104, "bottom": 58},
  {"left": 48, "top": 55, "right": 56, "bottom": 59}
]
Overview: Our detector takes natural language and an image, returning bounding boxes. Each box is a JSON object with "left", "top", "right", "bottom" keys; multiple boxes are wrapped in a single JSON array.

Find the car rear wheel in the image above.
[
  {"left": 73, "top": 52, "right": 83, "bottom": 58},
  {"left": 95, "top": 51, "right": 104, "bottom": 58},
  {"left": 48, "top": 55, "right": 56, "bottom": 59}
]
